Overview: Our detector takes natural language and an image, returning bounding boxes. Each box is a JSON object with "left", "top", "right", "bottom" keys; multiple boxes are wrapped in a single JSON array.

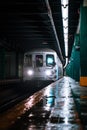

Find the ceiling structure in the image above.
[{"left": 0, "top": 0, "right": 83, "bottom": 63}]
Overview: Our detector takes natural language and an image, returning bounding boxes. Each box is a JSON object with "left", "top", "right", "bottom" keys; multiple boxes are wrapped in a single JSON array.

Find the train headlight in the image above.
[
  {"left": 27, "top": 70, "right": 33, "bottom": 76},
  {"left": 45, "top": 70, "right": 51, "bottom": 76}
]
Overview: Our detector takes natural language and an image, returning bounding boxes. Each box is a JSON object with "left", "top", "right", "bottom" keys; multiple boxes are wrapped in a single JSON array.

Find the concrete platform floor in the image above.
[{"left": 0, "top": 76, "right": 87, "bottom": 130}]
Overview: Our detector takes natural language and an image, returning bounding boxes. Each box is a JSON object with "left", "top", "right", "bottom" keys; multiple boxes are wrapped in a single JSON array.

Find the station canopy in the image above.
[{"left": 0, "top": 0, "right": 82, "bottom": 63}]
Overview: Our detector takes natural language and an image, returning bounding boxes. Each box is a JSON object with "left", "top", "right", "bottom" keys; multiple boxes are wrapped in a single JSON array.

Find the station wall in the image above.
[{"left": 0, "top": 47, "right": 23, "bottom": 79}]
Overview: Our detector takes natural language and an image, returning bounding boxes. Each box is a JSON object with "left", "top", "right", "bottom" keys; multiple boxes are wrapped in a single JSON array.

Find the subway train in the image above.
[{"left": 23, "top": 48, "right": 63, "bottom": 82}]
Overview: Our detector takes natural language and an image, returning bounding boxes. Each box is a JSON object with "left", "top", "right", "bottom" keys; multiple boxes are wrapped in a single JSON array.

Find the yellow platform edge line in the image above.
[
  {"left": 80, "top": 77, "right": 87, "bottom": 86},
  {"left": 80, "top": 96, "right": 87, "bottom": 99}
]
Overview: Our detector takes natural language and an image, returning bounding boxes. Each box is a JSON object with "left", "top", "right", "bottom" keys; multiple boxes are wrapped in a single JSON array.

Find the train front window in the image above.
[
  {"left": 36, "top": 55, "right": 43, "bottom": 67},
  {"left": 46, "top": 54, "right": 55, "bottom": 66},
  {"left": 24, "top": 55, "right": 32, "bottom": 66}
]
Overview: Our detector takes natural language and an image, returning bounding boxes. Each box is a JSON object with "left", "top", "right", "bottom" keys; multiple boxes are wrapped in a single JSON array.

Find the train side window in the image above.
[
  {"left": 35, "top": 55, "right": 43, "bottom": 67},
  {"left": 24, "top": 54, "right": 32, "bottom": 66},
  {"left": 46, "top": 54, "right": 55, "bottom": 66}
]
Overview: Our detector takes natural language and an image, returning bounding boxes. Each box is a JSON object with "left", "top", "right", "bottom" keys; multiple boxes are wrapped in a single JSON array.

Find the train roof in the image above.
[{"left": 25, "top": 48, "right": 57, "bottom": 54}]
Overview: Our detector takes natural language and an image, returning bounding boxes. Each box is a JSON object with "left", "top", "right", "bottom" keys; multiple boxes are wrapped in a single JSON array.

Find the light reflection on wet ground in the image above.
[
  {"left": 70, "top": 78, "right": 87, "bottom": 130},
  {"left": 9, "top": 77, "right": 83, "bottom": 130}
]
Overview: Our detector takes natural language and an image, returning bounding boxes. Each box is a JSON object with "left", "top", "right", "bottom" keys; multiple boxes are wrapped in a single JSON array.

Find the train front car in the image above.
[{"left": 23, "top": 48, "right": 63, "bottom": 82}]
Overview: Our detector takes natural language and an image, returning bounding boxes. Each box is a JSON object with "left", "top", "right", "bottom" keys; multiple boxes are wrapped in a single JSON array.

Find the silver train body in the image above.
[{"left": 23, "top": 48, "right": 63, "bottom": 81}]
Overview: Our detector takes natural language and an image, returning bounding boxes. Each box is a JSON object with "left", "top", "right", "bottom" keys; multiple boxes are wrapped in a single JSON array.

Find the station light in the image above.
[{"left": 61, "top": 0, "right": 69, "bottom": 65}]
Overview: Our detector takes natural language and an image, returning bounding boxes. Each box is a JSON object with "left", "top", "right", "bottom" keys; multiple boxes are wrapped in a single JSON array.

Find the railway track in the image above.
[{"left": 0, "top": 80, "right": 52, "bottom": 113}]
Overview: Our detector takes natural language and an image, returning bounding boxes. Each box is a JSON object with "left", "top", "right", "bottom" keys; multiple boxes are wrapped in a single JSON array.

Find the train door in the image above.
[
  {"left": 33, "top": 54, "right": 45, "bottom": 78},
  {"left": 35, "top": 55, "right": 43, "bottom": 67}
]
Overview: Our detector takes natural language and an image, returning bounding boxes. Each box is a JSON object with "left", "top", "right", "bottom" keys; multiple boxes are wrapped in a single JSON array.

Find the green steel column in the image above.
[
  {"left": 15, "top": 52, "right": 19, "bottom": 78},
  {"left": 18, "top": 53, "right": 23, "bottom": 78},
  {"left": 16, "top": 52, "right": 23, "bottom": 78},
  {"left": 73, "top": 34, "right": 80, "bottom": 81},
  {"left": 80, "top": 4, "right": 87, "bottom": 86},
  {"left": 66, "top": 34, "right": 80, "bottom": 81},
  {"left": 0, "top": 48, "right": 5, "bottom": 79}
]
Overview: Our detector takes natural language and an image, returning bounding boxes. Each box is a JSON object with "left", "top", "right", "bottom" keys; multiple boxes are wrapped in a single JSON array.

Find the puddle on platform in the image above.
[{"left": 9, "top": 79, "right": 83, "bottom": 130}]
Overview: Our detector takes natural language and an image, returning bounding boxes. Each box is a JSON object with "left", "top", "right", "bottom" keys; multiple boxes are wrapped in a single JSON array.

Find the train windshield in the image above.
[
  {"left": 24, "top": 54, "right": 32, "bottom": 66},
  {"left": 46, "top": 54, "right": 55, "bottom": 66},
  {"left": 36, "top": 55, "right": 43, "bottom": 67}
]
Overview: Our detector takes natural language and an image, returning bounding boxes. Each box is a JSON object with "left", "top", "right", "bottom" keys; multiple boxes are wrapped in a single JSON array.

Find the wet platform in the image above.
[{"left": 0, "top": 76, "right": 87, "bottom": 130}]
